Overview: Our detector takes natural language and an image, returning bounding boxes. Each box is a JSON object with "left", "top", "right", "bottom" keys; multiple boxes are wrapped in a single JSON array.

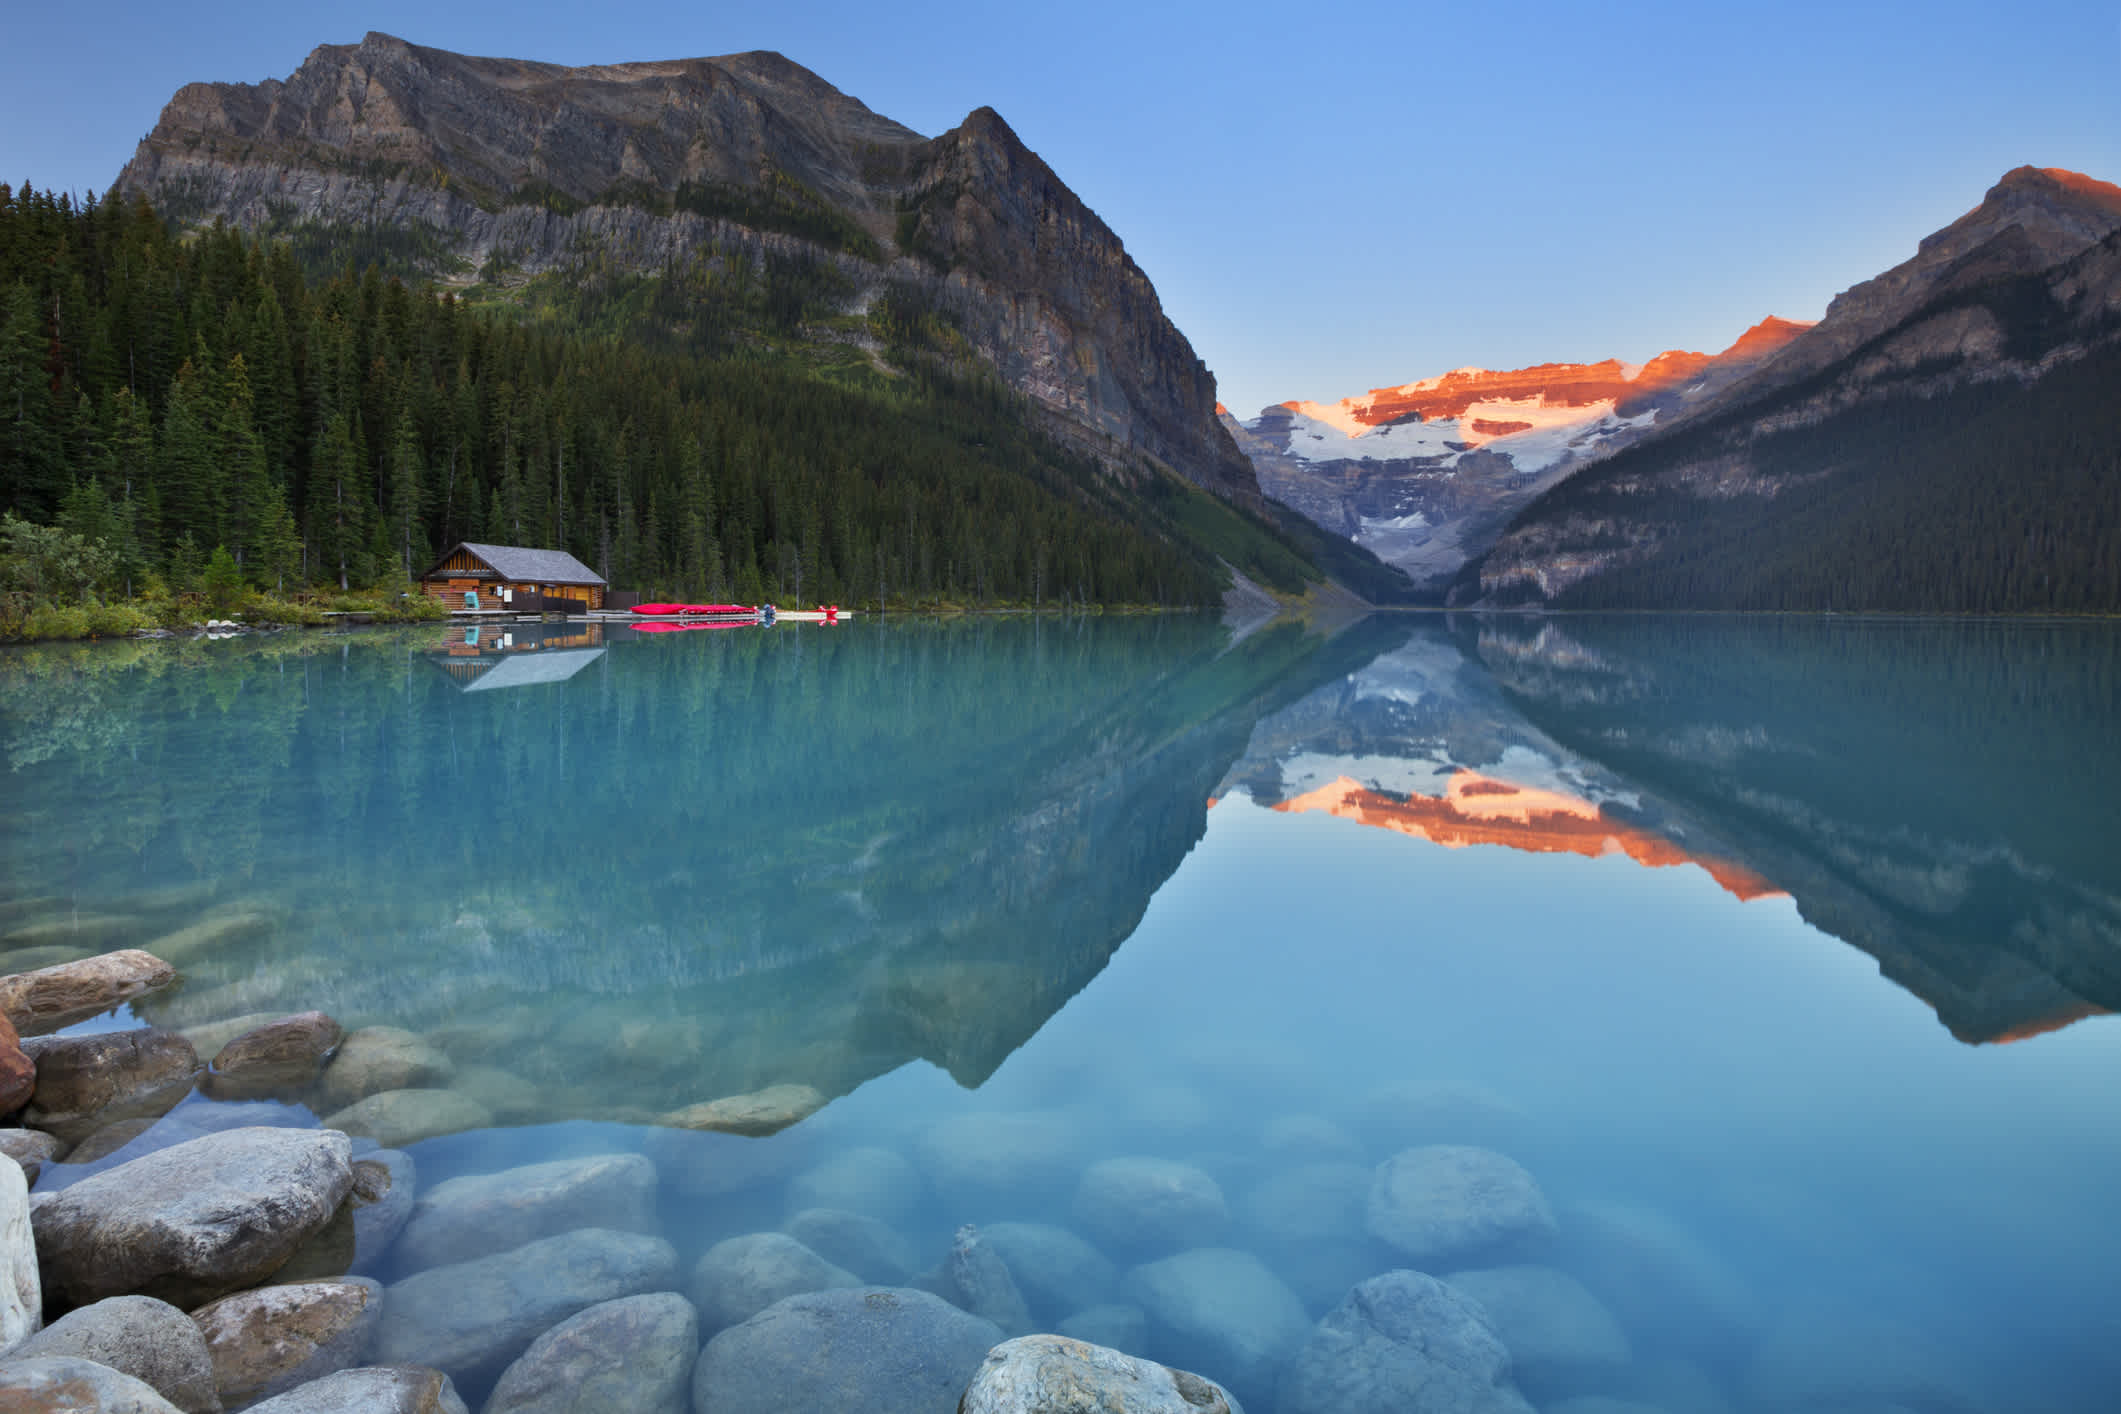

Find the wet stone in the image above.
[
  {"left": 689, "top": 1286, "right": 1001, "bottom": 1414},
  {"left": 392, "top": 1153, "right": 656, "bottom": 1273},
  {"left": 946, "top": 1223, "right": 1032, "bottom": 1336},
  {"left": 1278, "top": 1269, "right": 1537, "bottom": 1414},
  {"left": 1123, "top": 1247, "right": 1309, "bottom": 1411},
  {"left": 0, "top": 1355, "right": 189, "bottom": 1413},
  {"left": 0, "top": 1127, "right": 62, "bottom": 1185},
  {"left": 961, "top": 1334, "right": 1243, "bottom": 1414},
  {"left": 0, "top": 949, "right": 176, "bottom": 1037},
  {"left": 1445, "top": 1264, "right": 1632, "bottom": 1397},
  {"left": 313, "top": 1030, "right": 455, "bottom": 1115},
  {"left": 482, "top": 1292, "right": 698, "bottom": 1414},
  {"left": 1366, "top": 1145, "right": 1556, "bottom": 1268},
  {"left": 241, "top": 1365, "right": 469, "bottom": 1414},
  {"left": 657, "top": 1082, "right": 825, "bottom": 1137},
  {"left": 21, "top": 1029, "right": 202, "bottom": 1146},
  {"left": 12, "top": 1294, "right": 220, "bottom": 1414},
  {"left": 1072, "top": 1157, "right": 1229, "bottom": 1256},
  {"left": 1057, "top": 1303, "right": 1148, "bottom": 1355},
  {"left": 205, "top": 1013, "right": 344, "bottom": 1103},
  {"left": 688, "top": 1231, "right": 860, "bottom": 1338},
  {"left": 191, "top": 1278, "right": 384, "bottom": 1409},
  {"left": 979, "top": 1221, "right": 1118, "bottom": 1322},
  {"left": 322, "top": 1090, "right": 492, "bottom": 1150},
  {"left": 781, "top": 1207, "right": 916, "bottom": 1284}
]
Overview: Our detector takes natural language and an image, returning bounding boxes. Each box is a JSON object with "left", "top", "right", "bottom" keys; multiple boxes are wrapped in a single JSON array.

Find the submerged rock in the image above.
[
  {"left": 947, "top": 1223, "right": 1032, "bottom": 1335},
  {"left": 190, "top": 1278, "right": 383, "bottom": 1409},
  {"left": 1240, "top": 1162, "right": 1372, "bottom": 1245},
  {"left": 1445, "top": 1264, "right": 1631, "bottom": 1396},
  {"left": 11, "top": 1294, "right": 220, "bottom": 1413},
  {"left": 979, "top": 1221, "right": 1118, "bottom": 1321},
  {"left": 1057, "top": 1303, "right": 1147, "bottom": 1355},
  {"left": 657, "top": 1082, "right": 825, "bottom": 1136},
  {"left": 914, "top": 1109, "right": 1088, "bottom": 1209},
  {"left": 1277, "top": 1270, "right": 1536, "bottom": 1414},
  {"left": 313, "top": 1030, "right": 454, "bottom": 1114},
  {"left": 392, "top": 1153, "right": 656, "bottom": 1273},
  {"left": 781, "top": 1207, "right": 916, "bottom": 1285},
  {"left": 1366, "top": 1146, "right": 1555, "bottom": 1268},
  {"left": 1742, "top": 1306, "right": 1985, "bottom": 1412},
  {"left": 21, "top": 1029, "right": 202, "bottom": 1145},
  {"left": 1551, "top": 1200, "right": 1757, "bottom": 1366},
  {"left": 688, "top": 1232, "right": 860, "bottom": 1338},
  {"left": 785, "top": 1146, "right": 924, "bottom": 1224},
  {"left": 961, "top": 1334, "right": 1244, "bottom": 1414},
  {"left": 0, "top": 949, "right": 176, "bottom": 1037},
  {"left": 241, "top": 1365, "right": 468, "bottom": 1413},
  {"left": 372, "top": 1227, "right": 677, "bottom": 1387},
  {"left": 346, "top": 1150, "right": 417, "bottom": 1276},
  {"left": 689, "top": 1286, "right": 1000, "bottom": 1414},
  {"left": 32, "top": 1127, "right": 353, "bottom": 1310},
  {"left": 1072, "top": 1158, "right": 1229, "bottom": 1255},
  {"left": 447, "top": 1066, "right": 542, "bottom": 1126},
  {"left": 0, "top": 1354, "right": 188, "bottom": 1412},
  {"left": 205, "top": 1013, "right": 344, "bottom": 1103},
  {"left": 322, "top": 1090, "right": 492, "bottom": 1149},
  {"left": 1123, "top": 1248, "right": 1308, "bottom": 1410},
  {"left": 483, "top": 1293, "right": 697, "bottom": 1414}
]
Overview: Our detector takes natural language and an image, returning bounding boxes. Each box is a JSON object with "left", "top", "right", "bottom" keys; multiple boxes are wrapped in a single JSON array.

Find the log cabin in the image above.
[{"left": 419, "top": 543, "right": 608, "bottom": 610}]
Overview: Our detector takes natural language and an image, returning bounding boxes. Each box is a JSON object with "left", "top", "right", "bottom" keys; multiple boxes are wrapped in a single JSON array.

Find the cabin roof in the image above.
[{"left": 423, "top": 542, "right": 607, "bottom": 587}]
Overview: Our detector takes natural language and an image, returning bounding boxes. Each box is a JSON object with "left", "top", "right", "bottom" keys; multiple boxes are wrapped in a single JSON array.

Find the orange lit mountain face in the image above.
[
  {"left": 1966, "top": 1000, "right": 2110, "bottom": 1046},
  {"left": 1273, "top": 771, "right": 1782, "bottom": 902}
]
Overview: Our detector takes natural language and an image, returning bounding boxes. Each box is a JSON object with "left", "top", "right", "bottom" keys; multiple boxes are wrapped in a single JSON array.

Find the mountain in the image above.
[
  {"left": 1466, "top": 166, "right": 2121, "bottom": 609},
  {"left": 118, "top": 32, "right": 1256, "bottom": 501},
  {"left": 1224, "top": 318, "right": 1809, "bottom": 593}
]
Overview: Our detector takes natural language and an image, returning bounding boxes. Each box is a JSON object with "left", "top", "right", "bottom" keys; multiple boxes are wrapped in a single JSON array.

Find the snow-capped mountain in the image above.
[{"left": 1226, "top": 318, "right": 1809, "bottom": 591}]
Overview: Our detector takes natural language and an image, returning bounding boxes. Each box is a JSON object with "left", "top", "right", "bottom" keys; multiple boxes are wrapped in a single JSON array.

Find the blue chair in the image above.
[{"left": 464, "top": 590, "right": 480, "bottom": 610}]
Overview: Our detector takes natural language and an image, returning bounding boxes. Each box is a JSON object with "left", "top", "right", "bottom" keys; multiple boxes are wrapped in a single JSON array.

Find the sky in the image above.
[{"left": 5, "top": 0, "right": 2118, "bottom": 417}]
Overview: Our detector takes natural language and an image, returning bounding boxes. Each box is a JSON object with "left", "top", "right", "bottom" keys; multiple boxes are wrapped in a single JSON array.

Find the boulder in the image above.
[
  {"left": 190, "top": 1279, "right": 382, "bottom": 1409},
  {"left": 1445, "top": 1265, "right": 1630, "bottom": 1396},
  {"left": 372, "top": 1228, "right": 676, "bottom": 1387},
  {"left": 0, "top": 1153, "right": 38, "bottom": 1355},
  {"left": 481, "top": 1293, "right": 696, "bottom": 1414},
  {"left": 961, "top": 1334, "right": 1244, "bottom": 1414},
  {"left": 656, "top": 1082, "right": 825, "bottom": 1137},
  {"left": 0, "top": 1012, "right": 32, "bottom": 1115},
  {"left": 312, "top": 1031, "right": 454, "bottom": 1115},
  {"left": 784, "top": 1146, "right": 923, "bottom": 1224},
  {"left": 689, "top": 1286, "right": 999, "bottom": 1414},
  {"left": 391, "top": 1154, "right": 656, "bottom": 1273},
  {"left": 688, "top": 1232, "right": 859, "bottom": 1338},
  {"left": 178, "top": 1017, "right": 289, "bottom": 1065},
  {"left": 1551, "top": 1200, "right": 1756, "bottom": 1366},
  {"left": 241, "top": 1365, "right": 467, "bottom": 1414},
  {"left": 347, "top": 1151, "right": 416, "bottom": 1276},
  {"left": 980, "top": 1221, "right": 1117, "bottom": 1321},
  {"left": 205, "top": 1015, "right": 344, "bottom": 1103},
  {"left": 1239, "top": 1162, "right": 1372, "bottom": 1245},
  {"left": 1366, "top": 1146, "right": 1555, "bottom": 1267},
  {"left": 0, "top": 1355, "right": 187, "bottom": 1412},
  {"left": 322, "top": 1091, "right": 492, "bottom": 1150},
  {"left": 0, "top": 1128, "right": 60, "bottom": 1185},
  {"left": 1123, "top": 1248, "right": 1308, "bottom": 1410},
  {"left": 640, "top": 1126, "right": 813, "bottom": 1203},
  {"left": 0, "top": 950, "right": 176, "bottom": 1037},
  {"left": 11, "top": 1294, "right": 219, "bottom": 1413},
  {"left": 1277, "top": 1270, "right": 1536, "bottom": 1414},
  {"left": 1072, "top": 1158, "right": 1228, "bottom": 1255},
  {"left": 62, "top": 1117, "right": 166, "bottom": 1167},
  {"left": 914, "top": 1110, "right": 1086, "bottom": 1209},
  {"left": 946, "top": 1224, "right": 1031, "bottom": 1335},
  {"left": 1057, "top": 1304, "right": 1146, "bottom": 1355},
  {"left": 20, "top": 1029, "right": 201, "bottom": 1144},
  {"left": 32, "top": 1128, "right": 353, "bottom": 1310},
  {"left": 781, "top": 1208, "right": 915, "bottom": 1284},
  {"left": 446, "top": 1067, "right": 541, "bottom": 1127}
]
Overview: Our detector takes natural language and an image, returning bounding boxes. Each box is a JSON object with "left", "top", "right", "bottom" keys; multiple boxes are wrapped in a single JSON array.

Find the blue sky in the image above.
[{"left": 5, "top": 1, "right": 2117, "bottom": 416}]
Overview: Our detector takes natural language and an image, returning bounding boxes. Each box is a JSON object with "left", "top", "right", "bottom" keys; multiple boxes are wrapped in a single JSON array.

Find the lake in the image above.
[{"left": 2, "top": 612, "right": 2116, "bottom": 1413}]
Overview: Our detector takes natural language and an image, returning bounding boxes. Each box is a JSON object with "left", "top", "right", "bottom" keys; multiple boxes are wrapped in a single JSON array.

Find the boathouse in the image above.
[{"left": 419, "top": 543, "right": 608, "bottom": 611}]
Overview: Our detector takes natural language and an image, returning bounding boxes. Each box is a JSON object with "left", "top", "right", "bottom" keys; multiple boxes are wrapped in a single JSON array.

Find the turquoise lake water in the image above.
[{"left": 2, "top": 613, "right": 2117, "bottom": 1411}]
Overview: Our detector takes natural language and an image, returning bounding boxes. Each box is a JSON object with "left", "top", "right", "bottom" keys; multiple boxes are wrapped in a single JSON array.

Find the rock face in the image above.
[
  {"left": 482, "top": 1293, "right": 697, "bottom": 1414},
  {"left": 1366, "top": 1146, "right": 1556, "bottom": 1267},
  {"left": 0, "top": 950, "right": 177, "bottom": 1037},
  {"left": 11, "top": 1295, "right": 220, "bottom": 1414},
  {"left": 372, "top": 1228, "right": 677, "bottom": 1386},
  {"left": 240, "top": 1365, "right": 468, "bottom": 1414},
  {"left": 31, "top": 1128, "right": 354, "bottom": 1310},
  {"left": 20, "top": 1030, "right": 202, "bottom": 1144},
  {"left": 689, "top": 1286, "right": 1000, "bottom": 1414},
  {"left": 0, "top": 1355, "right": 189, "bottom": 1413},
  {"left": 960, "top": 1334, "right": 1242, "bottom": 1414},
  {"left": 117, "top": 33, "right": 1258, "bottom": 500},
  {"left": 391, "top": 1153, "right": 657, "bottom": 1272},
  {"left": 1277, "top": 1270, "right": 1537, "bottom": 1414},
  {"left": 190, "top": 1279, "right": 382, "bottom": 1408},
  {"left": 1123, "top": 1248, "right": 1309, "bottom": 1409}
]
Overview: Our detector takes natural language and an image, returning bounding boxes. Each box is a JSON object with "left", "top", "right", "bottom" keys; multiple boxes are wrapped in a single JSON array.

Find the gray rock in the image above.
[
  {"left": 62, "top": 1117, "right": 165, "bottom": 1166},
  {"left": 784, "top": 1146, "right": 923, "bottom": 1224},
  {"left": 179, "top": 1016, "right": 291, "bottom": 1065},
  {"left": 313, "top": 1031, "right": 454, "bottom": 1115},
  {"left": 12, "top": 1295, "right": 218, "bottom": 1413},
  {"left": 0, "top": 1128, "right": 61, "bottom": 1185},
  {"left": 32, "top": 1127, "right": 353, "bottom": 1309},
  {"left": 348, "top": 1152, "right": 416, "bottom": 1276},
  {"left": 1445, "top": 1265, "right": 1630, "bottom": 1395},
  {"left": 21, "top": 1029, "right": 201, "bottom": 1145},
  {"left": 1057, "top": 1304, "right": 1146, "bottom": 1355},
  {"left": 1366, "top": 1146, "right": 1555, "bottom": 1267},
  {"left": 960, "top": 1333, "right": 1243, "bottom": 1414},
  {"left": 205, "top": 1014, "right": 344, "bottom": 1103},
  {"left": 0, "top": 1153, "right": 36, "bottom": 1354},
  {"left": 191, "top": 1279, "right": 382, "bottom": 1409},
  {"left": 1552, "top": 1200, "right": 1757, "bottom": 1366},
  {"left": 688, "top": 1232, "right": 859, "bottom": 1338},
  {"left": 947, "top": 1224, "right": 1031, "bottom": 1335},
  {"left": 781, "top": 1207, "right": 915, "bottom": 1284},
  {"left": 1239, "top": 1162, "right": 1372, "bottom": 1245},
  {"left": 0, "top": 1354, "right": 188, "bottom": 1412},
  {"left": 393, "top": 1154, "right": 656, "bottom": 1273},
  {"left": 980, "top": 1221, "right": 1117, "bottom": 1321},
  {"left": 1072, "top": 1158, "right": 1228, "bottom": 1256},
  {"left": 914, "top": 1110, "right": 1087, "bottom": 1209},
  {"left": 322, "top": 1091, "right": 492, "bottom": 1150},
  {"left": 481, "top": 1292, "right": 696, "bottom": 1414},
  {"left": 689, "top": 1286, "right": 999, "bottom": 1414},
  {"left": 0, "top": 949, "right": 176, "bottom": 1037},
  {"left": 1122, "top": 1248, "right": 1309, "bottom": 1409},
  {"left": 1742, "top": 1307, "right": 1983, "bottom": 1412},
  {"left": 373, "top": 1228, "right": 677, "bottom": 1387},
  {"left": 242, "top": 1366, "right": 468, "bottom": 1414},
  {"left": 1277, "top": 1269, "right": 1536, "bottom": 1414}
]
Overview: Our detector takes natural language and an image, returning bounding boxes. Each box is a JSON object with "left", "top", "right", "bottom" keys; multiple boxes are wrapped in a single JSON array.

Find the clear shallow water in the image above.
[{"left": 3, "top": 613, "right": 2118, "bottom": 1412}]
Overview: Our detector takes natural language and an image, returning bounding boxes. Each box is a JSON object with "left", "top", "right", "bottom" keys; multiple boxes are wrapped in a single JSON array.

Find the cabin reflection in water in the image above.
[{"left": 426, "top": 621, "right": 606, "bottom": 691}]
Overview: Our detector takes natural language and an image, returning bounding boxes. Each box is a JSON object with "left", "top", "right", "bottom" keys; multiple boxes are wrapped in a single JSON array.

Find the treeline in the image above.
[
  {"left": 1480, "top": 329, "right": 2121, "bottom": 613},
  {"left": 0, "top": 181, "right": 1234, "bottom": 610}
]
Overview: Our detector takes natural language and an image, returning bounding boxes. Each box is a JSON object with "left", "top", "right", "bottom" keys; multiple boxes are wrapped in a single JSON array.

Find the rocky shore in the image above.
[{"left": 0, "top": 945, "right": 1982, "bottom": 1413}]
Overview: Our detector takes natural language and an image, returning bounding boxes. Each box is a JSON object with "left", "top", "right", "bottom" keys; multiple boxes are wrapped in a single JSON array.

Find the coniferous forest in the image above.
[{"left": 0, "top": 182, "right": 1338, "bottom": 629}]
